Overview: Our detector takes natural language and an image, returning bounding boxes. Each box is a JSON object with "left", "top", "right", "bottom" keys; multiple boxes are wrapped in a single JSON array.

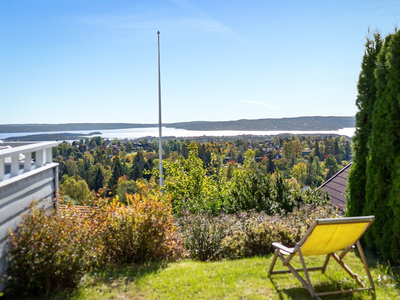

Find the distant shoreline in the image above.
[{"left": 0, "top": 116, "right": 355, "bottom": 134}]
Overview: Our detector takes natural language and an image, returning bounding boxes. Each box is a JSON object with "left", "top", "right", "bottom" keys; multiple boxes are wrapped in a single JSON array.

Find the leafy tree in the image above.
[
  {"left": 227, "top": 149, "right": 276, "bottom": 214},
  {"left": 282, "top": 140, "right": 302, "bottom": 168},
  {"left": 162, "top": 143, "right": 229, "bottom": 215},
  {"left": 93, "top": 136, "right": 103, "bottom": 147},
  {"left": 305, "top": 156, "right": 323, "bottom": 188},
  {"left": 58, "top": 161, "right": 68, "bottom": 179},
  {"left": 291, "top": 162, "right": 307, "bottom": 187},
  {"left": 60, "top": 175, "right": 91, "bottom": 204},
  {"left": 89, "top": 139, "right": 97, "bottom": 149},
  {"left": 125, "top": 141, "right": 133, "bottom": 153},
  {"left": 94, "top": 149, "right": 106, "bottom": 165},
  {"left": 65, "top": 158, "right": 78, "bottom": 177},
  {"left": 115, "top": 177, "right": 138, "bottom": 204},
  {"left": 324, "top": 154, "right": 340, "bottom": 180},
  {"left": 107, "top": 146, "right": 113, "bottom": 156},
  {"left": 225, "top": 162, "right": 235, "bottom": 180}
]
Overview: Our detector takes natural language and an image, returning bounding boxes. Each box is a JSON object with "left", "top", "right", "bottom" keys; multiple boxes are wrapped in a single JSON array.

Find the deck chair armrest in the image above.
[{"left": 272, "top": 242, "right": 295, "bottom": 254}]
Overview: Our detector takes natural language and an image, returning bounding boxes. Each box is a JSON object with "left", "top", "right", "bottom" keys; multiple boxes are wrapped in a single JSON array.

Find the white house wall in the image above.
[{"left": 0, "top": 163, "right": 58, "bottom": 292}]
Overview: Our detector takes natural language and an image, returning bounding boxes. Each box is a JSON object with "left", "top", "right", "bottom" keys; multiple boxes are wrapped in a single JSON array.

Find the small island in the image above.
[{"left": 4, "top": 132, "right": 101, "bottom": 142}]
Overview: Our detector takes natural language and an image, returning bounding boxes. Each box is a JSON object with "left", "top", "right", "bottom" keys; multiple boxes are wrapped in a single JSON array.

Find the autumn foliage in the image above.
[{"left": 5, "top": 182, "right": 179, "bottom": 297}]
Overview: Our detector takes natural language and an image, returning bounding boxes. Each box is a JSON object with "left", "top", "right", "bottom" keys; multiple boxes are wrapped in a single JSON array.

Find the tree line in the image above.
[{"left": 54, "top": 133, "right": 351, "bottom": 207}]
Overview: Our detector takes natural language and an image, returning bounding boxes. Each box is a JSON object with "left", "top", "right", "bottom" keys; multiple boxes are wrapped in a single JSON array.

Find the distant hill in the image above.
[
  {"left": 168, "top": 116, "right": 355, "bottom": 131},
  {"left": 0, "top": 116, "right": 355, "bottom": 134}
]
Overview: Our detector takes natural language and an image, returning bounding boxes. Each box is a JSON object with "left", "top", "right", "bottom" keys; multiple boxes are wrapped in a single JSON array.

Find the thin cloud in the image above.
[
  {"left": 73, "top": 8, "right": 235, "bottom": 38},
  {"left": 351, "top": 3, "right": 400, "bottom": 13},
  {"left": 182, "top": 17, "right": 234, "bottom": 35},
  {"left": 168, "top": 0, "right": 234, "bottom": 35},
  {"left": 239, "top": 100, "right": 278, "bottom": 109}
]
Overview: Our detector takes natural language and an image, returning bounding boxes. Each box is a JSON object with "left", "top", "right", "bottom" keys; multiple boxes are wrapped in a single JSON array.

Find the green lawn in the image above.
[{"left": 42, "top": 252, "right": 399, "bottom": 299}]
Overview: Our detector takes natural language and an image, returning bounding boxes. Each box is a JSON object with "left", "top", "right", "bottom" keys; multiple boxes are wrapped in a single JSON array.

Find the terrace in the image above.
[{"left": 0, "top": 142, "right": 59, "bottom": 291}]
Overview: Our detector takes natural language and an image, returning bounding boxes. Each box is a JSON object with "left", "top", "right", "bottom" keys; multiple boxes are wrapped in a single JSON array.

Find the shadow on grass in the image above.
[
  {"left": 270, "top": 273, "right": 377, "bottom": 300},
  {"left": 7, "top": 261, "right": 170, "bottom": 300},
  {"left": 72, "top": 260, "right": 170, "bottom": 298},
  {"left": 86, "top": 260, "right": 169, "bottom": 286}
]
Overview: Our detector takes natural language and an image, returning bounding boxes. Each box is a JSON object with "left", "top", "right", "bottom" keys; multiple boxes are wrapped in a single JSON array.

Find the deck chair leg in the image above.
[
  {"left": 331, "top": 252, "right": 366, "bottom": 288},
  {"left": 322, "top": 254, "right": 330, "bottom": 273},
  {"left": 296, "top": 243, "right": 316, "bottom": 298},
  {"left": 356, "top": 240, "right": 375, "bottom": 290},
  {"left": 268, "top": 249, "right": 280, "bottom": 276},
  {"left": 277, "top": 253, "right": 310, "bottom": 291},
  {"left": 339, "top": 245, "right": 353, "bottom": 259}
]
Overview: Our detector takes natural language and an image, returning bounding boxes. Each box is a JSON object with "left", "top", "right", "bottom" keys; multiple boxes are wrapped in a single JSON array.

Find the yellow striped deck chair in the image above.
[{"left": 268, "top": 216, "right": 375, "bottom": 299}]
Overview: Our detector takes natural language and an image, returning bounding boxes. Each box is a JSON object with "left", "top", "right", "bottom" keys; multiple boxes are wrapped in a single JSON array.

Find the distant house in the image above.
[
  {"left": 317, "top": 162, "right": 352, "bottom": 212},
  {"left": 223, "top": 157, "right": 231, "bottom": 164},
  {"left": 302, "top": 148, "right": 311, "bottom": 157}
]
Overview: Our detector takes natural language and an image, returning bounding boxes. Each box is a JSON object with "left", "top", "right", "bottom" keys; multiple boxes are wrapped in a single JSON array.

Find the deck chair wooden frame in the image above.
[{"left": 268, "top": 216, "right": 375, "bottom": 299}]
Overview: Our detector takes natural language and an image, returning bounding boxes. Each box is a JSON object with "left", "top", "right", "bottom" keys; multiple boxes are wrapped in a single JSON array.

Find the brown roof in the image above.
[
  {"left": 58, "top": 204, "right": 101, "bottom": 216},
  {"left": 318, "top": 162, "right": 352, "bottom": 212}
]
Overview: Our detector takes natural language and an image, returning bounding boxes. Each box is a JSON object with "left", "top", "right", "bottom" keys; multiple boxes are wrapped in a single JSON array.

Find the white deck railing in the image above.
[
  {"left": 0, "top": 141, "right": 59, "bottom": 292},
  {"left": 0, "top": 141, "right": 58, "bottom": 182}
]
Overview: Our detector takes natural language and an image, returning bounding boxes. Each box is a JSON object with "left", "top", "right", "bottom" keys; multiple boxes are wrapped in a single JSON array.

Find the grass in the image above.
[{"left": 34, "top": 251, "right": 399, "bottom": 300}]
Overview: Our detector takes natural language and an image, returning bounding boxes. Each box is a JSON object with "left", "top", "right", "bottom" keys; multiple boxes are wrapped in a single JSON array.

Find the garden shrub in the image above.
[
  {"left": 221, "top": 212, "right": 300, "bottom": 258},
  {"left": 5, "top": 201, "right": 104, "bottom": 297},
  {"left": 227, "top": 166, "right": 330, "bottom": 214},
  {"left": 5, "top": 183, "right": 180, "bottom": 297},
  {"left": 101, "top": 181, "right": 179, "bottom": 264},
  {"left": 176, "top": 213, "right": 233, "bottom": 261},
  {"left": 177, "top": 203, "right": 338, "bottom": 261}
]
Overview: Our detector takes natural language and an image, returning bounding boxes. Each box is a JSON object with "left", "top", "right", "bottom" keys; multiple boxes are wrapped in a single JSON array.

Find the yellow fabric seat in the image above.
[{"left": 268, "top": 216, "right": 375, "bottom": 299}]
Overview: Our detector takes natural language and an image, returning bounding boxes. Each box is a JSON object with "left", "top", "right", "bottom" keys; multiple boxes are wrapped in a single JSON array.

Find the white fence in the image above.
[{"left": 0, "top": 142, "right": 59, "bottom": 292}]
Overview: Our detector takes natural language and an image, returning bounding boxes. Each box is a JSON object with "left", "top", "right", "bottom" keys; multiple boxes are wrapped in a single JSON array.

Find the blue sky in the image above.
[{"left": 1, "top": 0, "right": 399, "bottom": 124}]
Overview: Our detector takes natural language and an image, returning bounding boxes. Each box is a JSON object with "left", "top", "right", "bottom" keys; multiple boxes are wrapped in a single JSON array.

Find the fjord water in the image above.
[{"left": 0, "top": 127, "right": 356, "bottom": 141}]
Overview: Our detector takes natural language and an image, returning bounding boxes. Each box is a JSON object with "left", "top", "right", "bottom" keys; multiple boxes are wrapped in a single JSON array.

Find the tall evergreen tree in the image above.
[
  {"left": 314, "top": 140, "right": 320, "bottom": 160},
  {"left": 109, "top": 156, "right": 123, "bottom": 188},
  {"left": 87, "top": 163, "right": 106, "bottom": 191},
  {"left": 266, "top": 151, "right": 275, "bottom": 174},
  {"left": 364, "top": 31, "right": 400, "bottom": 262},
  {"left": 130, "top": 149, "right": 145, "bottom": 180},
  {"left": 347, "top": 31, "right": 383, "bottom": 217},
  {"left": 93, "top": 165, "right": 105, "bottom": 191}
]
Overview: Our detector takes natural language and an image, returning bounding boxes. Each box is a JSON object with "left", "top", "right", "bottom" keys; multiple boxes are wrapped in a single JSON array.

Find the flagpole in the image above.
[{"left": 157, "top": 31, "right": 163, "bottom": 188}]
